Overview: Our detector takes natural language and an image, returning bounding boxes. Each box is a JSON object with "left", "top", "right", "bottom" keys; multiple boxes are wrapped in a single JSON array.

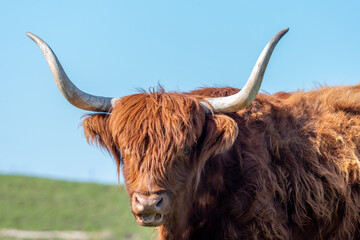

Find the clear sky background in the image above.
[{"left": 1, "top": 1, "right": 360, "bottom": 184}]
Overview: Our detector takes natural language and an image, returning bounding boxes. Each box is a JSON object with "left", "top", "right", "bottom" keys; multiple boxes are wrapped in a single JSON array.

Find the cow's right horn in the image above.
[
  {"left": 27, "top": 32, "right": 119, "bottom": 112},
  {"left": 201, "top": 28, "right": 289, "bottom": 113}
]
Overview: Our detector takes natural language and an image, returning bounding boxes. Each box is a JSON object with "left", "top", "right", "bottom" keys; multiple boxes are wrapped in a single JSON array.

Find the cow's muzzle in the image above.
[{"left": 131, "top": 192, "right": 171, "bottom": 226}]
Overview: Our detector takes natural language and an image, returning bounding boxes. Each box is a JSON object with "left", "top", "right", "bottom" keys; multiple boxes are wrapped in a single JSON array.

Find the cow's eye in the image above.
[{"left": 182, "top": 146, "right": 190, "bottom": 155}]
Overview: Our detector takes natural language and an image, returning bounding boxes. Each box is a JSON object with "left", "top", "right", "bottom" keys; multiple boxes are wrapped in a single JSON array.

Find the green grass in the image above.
[{"left": 0, "top": 175, "right": 156, "bottom": 239}]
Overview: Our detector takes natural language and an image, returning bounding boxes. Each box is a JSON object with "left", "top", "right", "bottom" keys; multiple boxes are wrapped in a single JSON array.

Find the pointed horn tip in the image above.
[
  {"left": 277, "top": 27, "right": 289, "bottom": 38},
  {"left": 26, "top": 32, "right": 34, "bottom": 38},
  {"left": 26, "top": 32, "right": 38, "bottom": 42},
  {"left": 269, "top": 27, "right": 289, "bottom": 44}
]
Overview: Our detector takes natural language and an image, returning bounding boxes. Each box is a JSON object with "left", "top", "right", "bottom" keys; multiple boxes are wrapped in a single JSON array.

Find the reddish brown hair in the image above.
[{"left": 83, "top": 85, "right": 360, "bottom": 239}]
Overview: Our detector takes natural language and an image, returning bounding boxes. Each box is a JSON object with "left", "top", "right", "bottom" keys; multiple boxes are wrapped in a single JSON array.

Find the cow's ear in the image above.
[
  {"left": 201, "top": 114, "right": 238, "bottom": 156},
  {"left": 192, "top": 114, "right": 238, "bottom": 189},
  {"left": 82, "top": 114, "right": 121, "bottom": 165},
  {"left": 82, "top": 114, "right": 111, "bottom": 147}
]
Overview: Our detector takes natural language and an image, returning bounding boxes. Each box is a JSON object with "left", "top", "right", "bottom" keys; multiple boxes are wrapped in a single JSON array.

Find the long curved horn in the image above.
[
  {"left": 27, "top": 32, "right": 118, "bottom": 112},
  {"left": 201, "top": 28, "right": 289, "bottom": 113}
]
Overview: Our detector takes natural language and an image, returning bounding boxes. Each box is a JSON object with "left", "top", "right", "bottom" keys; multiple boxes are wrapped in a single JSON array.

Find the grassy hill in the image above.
[{"left": 0, "top": 175, "right": 155, "bottom": 240}]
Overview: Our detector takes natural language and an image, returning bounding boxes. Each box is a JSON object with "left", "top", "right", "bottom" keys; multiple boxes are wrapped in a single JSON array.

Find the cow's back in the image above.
[{"left": 187, "top": 86, "right": 360, "bottom": 239}]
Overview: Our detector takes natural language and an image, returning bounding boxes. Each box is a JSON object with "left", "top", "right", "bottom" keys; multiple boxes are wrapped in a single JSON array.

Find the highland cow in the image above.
[{"left": 28, "top": 28, "right": 360, "bottom": 239}]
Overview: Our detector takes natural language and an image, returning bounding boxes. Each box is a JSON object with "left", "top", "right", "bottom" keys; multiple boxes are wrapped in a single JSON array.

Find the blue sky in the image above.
[{"left": 1, "top": 1, "right": 360, "bottom": 184}]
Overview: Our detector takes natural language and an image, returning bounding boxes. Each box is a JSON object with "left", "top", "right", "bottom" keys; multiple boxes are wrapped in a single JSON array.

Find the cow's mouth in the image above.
[{"left": 135, "top": 213, "right": 165, "bottom": 226}]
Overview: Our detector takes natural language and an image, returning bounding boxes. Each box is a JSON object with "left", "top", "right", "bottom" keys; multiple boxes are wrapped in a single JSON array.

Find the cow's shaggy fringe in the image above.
[{"left": 82, "top": 85, "right": 360, "bottom": 239}]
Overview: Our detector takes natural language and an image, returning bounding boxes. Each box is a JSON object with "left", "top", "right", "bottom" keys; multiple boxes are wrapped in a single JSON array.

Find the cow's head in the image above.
[{"left": 27, "top": 28, "right": 288, "bottom": 226}]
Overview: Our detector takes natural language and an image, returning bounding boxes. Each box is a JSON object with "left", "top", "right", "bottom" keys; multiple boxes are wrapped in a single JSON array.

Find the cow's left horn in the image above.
[
  {"left": 201, "top": 28, "right": 289, "bottom": 113},
  {"left": 27, "top": 32, "right": 118, "bottom": 112}
]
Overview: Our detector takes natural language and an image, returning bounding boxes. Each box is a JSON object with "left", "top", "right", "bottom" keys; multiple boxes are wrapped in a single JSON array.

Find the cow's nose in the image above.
[
  {"left": 131, "top": 192, "right": 171, "bottom": 226},
  {"left": 135, "top": 194, "right": 162, "bottom": 212},
  {"left": 132, "top": 192, "right": 171, "bottom": 214}
]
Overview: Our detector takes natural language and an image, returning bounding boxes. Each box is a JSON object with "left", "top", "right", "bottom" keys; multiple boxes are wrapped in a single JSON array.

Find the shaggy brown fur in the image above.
[{"left": 82, "top": 85, "right": 360, "bottom": 240}]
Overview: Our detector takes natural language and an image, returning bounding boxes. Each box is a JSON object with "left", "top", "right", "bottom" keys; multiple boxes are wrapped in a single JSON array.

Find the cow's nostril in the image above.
[{"left": 156, "top": 197, "right": 163, "bottom": 209}]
